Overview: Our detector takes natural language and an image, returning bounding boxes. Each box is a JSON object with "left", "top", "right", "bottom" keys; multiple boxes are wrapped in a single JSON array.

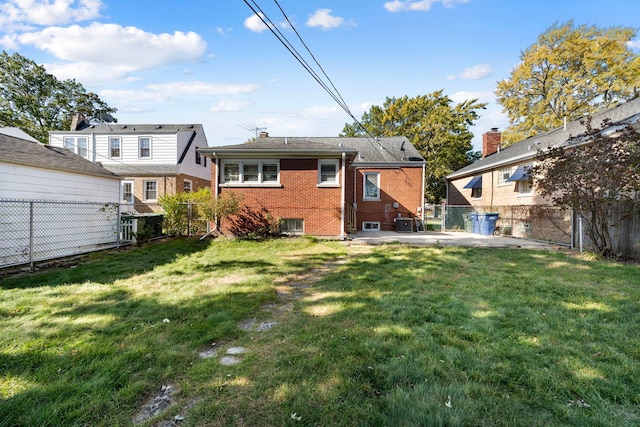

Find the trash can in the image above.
[
  {"left": 469, "top": 212, "right": 479, "bottom": 234},
  {"left": 462, "top": 213, "right": 473, "bottom": 233},
  {"left": 477, "top": 213, "right": 499, "bottom": 235}
]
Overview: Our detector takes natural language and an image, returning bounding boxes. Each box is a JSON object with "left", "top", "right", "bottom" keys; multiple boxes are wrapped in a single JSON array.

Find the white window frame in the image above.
[
  {"left": 76, "top": 137, "right": 88, "bottom": 158},
  {"left": 281, "top": 218, "right": 304, "bottom": 235},
  {"left": 498, "top": 168, "right": 512, "bottom": 186},
  {"left": 139, "top": 137, "right": 152, "bottom": 159},
  {"left": 64, "top": 137, "right": 75, "bottom": 151},
  {"left": 517, "top": 179, "right": 533, "bottom": 195},
  {"left": 143, "top": 180, "right": 157, "bottom": 201},
  {"left": 109, "top": 137, "right": 121, "bottom": 159},
  {"left": 221, "top": 160, "right": 280, "bottom": 185},
  {"left": 122, "top": 181, "right": 134, "bottom": 204},
  {"left": 363, "top": 172, "right": 380, "bottom": 201},
  {"left": 471, "top": 187, "right": 482, "bottom": 199},
  {"left": 183, "top": 179, "right": 192, "bottom": 193},
  {"left": 362, "top": 221, "right": 381, "bottom": 231},
  {"left": 318, "top": 159, "right": 340, "bottom": 186}
]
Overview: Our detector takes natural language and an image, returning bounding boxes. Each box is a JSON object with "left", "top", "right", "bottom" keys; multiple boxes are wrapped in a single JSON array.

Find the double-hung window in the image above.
[
  {"left": 221, "top": 160, "right": 279, "bottom": 185},
  {"left": 63, "top": 136, "right": 88, "bottom": 158},
  {"left": 318, "top": 160, "right": 339, "bottom": 185},
  {"left": 122, "top": 181, "right": 134, "bottom": 204},
  {"left": 109, "top": 137, "right": 121, "bottom": 158},
  {"left": 143, "top": 180, "right": 157, "bottom": 201},
  {"left": 139, "top": 137, "right": 152, "bottom": 159},
  {"left": 363, "top": 172, "right": 380, "bottom": 200},
  {"left": 183, "top": 180, "right": 192, "bottom": 193}
]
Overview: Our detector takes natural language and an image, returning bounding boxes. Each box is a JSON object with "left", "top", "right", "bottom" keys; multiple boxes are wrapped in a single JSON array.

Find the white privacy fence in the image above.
[{"left": 0, "top": 199, "right": 133, "bottom": 269}]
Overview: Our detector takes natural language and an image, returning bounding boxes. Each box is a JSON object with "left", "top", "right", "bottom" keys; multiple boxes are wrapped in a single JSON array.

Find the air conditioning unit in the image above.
[{"left": 396, "top": 218, "right": 413, "bottom": 233}]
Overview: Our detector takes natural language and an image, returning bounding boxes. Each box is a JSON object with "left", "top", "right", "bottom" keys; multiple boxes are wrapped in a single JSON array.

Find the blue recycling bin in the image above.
[
  {"left": 477, "top": 213, "right": 499, "bottom": 235},
  {"left": 468, "top": 212, "right": 479, "bottom": 234}
]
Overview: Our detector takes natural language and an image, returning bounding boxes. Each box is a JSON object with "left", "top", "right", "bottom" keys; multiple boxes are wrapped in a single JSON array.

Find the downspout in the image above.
[
  {"left": 91, "top": 132, "right": 96, "bottom": 162},
  {"left": 421, "top": 163, "right": 426, "bottom": 223},
  {"left": 340, "top": 152, "right": 346, "bottom": 240}
]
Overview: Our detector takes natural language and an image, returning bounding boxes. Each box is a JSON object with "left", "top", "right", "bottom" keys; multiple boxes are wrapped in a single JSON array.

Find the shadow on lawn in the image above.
[
  {"left": 0, "top": 238, "right": 212, "bottom": 290},
  {"left": 240, "top": 245, "right": 640, "bottom": 426}
]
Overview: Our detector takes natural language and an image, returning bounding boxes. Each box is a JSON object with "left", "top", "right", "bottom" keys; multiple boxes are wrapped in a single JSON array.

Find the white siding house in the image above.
[
  {"left": 49, "top": 120, "right": 211, "bottom": 213},
  {"left": 0, "top": 130, "right": 122, "bottom": 267}
]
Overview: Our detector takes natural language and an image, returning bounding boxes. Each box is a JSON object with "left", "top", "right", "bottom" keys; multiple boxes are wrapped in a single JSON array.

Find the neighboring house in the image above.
[
  {"left": 0, "top": 129, "right": 122, "bottom": 267},
  {"left": 200, "top": 135, "right": 426, "bottom": 239},
  {"left": 446, "top": 97, "right": 640, "bottom": 242},
  {"left": 49, "top": 117, "right": 211, "bottom": 213}
]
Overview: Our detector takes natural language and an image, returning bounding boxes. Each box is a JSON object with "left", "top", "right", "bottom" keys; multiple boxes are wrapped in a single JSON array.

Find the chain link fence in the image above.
[{"left": 0, "top": 199, "right": 130, "bottom": 269}]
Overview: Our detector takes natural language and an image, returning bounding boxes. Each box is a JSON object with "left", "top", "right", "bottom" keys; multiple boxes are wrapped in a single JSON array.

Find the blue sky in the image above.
[{"left": 1, "top": 0, "right": 639, "bottom": 150}]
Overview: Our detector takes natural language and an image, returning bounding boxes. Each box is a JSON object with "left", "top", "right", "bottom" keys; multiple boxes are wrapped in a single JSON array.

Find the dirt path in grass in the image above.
[{"left": 134, "top": 246, "right": 373, "bottom": 426}]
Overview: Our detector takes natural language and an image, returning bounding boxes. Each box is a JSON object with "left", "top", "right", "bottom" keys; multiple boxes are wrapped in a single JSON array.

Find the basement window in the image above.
[
  {"left": 362, "top": 222, "right": 380, "bottom": 231},
  {"left": 281, "top": 218, "right": 304, "bottom": 235}
]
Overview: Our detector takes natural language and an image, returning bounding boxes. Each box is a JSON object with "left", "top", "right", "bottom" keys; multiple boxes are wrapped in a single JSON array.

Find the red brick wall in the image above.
[
  {"left": 214, "top": 159, "right": 424, "bottom": 236},
  {"left": 351, "top": 167, "right": 424, "bottom": 231},
  {"left": 218, "top": 159, "right": 343, "bottom": 237}
]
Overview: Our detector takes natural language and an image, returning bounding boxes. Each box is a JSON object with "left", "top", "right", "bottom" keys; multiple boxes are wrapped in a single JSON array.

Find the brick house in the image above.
[
  {"left": 199, "top": 135, "right": 426, "bottom": 238},
  {"left": 446, "top": 97, "right": 640, "bottom": 242},
  {"left": 49, "top": 118, "right": 211, "bottom": 213}
]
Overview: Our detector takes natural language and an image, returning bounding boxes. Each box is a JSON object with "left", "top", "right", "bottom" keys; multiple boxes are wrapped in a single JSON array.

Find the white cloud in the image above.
[
  {"left": 627, "top": 39, "right": 640, "bottom": 49},
  {"left": 146, "top": 81, "right": 260, "bottom": 97},
  {"left": 447, "top": 64, "right": 492, "bottom": 80},
  {"left": 99, "top": 82, "right": 259, "bottom": 108},
  {"left": 450, "top": 91, "right": 495, "bottom": 104},
  {"left": 210, "top": 100, "right": 253, "bottom": 113},
  {"left": 306, "top": 9, "right": 354, "bottom": 30},
  {"left": 0, "top": 0, "right": 102, "bottom": 31},
  {"left": 384, "top": 0, "right": 470, "bottom": 12},
  {"left": 12, "top": 22, "right": 206, "bottom": 84},
  {"left": 244, "top": 13, "right": 270, "bottom": 33}
]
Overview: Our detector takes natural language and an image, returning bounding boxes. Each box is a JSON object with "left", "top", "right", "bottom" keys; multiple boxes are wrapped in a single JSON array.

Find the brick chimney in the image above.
[
  {"left": 482, "top": 128, "right": 501, "bottom": 158},
  {"left": 259, "top": 131, "right": 269, "bottom": 138},
  {"left": 70, "top": 113, "right": 90, "bottom": 131}
]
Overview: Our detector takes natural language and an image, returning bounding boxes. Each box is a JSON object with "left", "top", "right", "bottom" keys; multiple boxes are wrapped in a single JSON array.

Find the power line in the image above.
[{"left": 242, "top": 0, "right": 383, "bottom": 149}]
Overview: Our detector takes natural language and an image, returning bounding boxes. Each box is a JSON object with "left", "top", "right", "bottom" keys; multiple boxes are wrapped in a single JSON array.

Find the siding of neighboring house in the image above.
[
  {"left": 0, "top": 163, "right": 120, "bottom": 202},
  {"left": 0, "top": 132, "right": 122, "bottom": 267},
  {"left": 50, "top": 124, "right": 211, "bottom": 213}
]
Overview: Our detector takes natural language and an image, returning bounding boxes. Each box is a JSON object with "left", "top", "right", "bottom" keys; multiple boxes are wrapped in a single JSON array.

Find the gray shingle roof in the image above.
[
  {"left": 201, "top": 136, "right": 425, "bottom": 166},
  {"left": 50, "top": 123, "right": 204, "bottom": 135},
  {"left": 448, "top": 96, "right": 640, "bottom": 179},
  {"left": 102, "top": 164, "right": 179, "bottom": 176},
  {"left": 1, "top": 132, "right": 120, "bottom": 180}
]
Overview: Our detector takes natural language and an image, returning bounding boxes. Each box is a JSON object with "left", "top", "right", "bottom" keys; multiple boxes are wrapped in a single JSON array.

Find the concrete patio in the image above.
[{"left": 348, "top": 230, "right": 561, "bottom": 249}]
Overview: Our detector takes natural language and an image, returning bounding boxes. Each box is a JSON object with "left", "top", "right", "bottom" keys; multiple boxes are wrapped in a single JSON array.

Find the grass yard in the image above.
[{"left": 1, "top": 238, "right": 639, "bottom": 426}]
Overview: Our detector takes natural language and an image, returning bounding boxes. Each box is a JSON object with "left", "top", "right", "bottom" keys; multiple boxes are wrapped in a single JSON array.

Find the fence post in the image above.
[
  {"left": 116, "top": 203, "right": 122, "bottom": 248},
  {"left": 29, "top": 201, "right": 34, "bottom": 270}
]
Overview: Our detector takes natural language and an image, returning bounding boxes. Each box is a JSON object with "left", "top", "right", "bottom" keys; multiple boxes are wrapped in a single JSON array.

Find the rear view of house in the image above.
[
  {"left": 49, "top": 118, "right": 211, "bottom": 213},
  {"left": 200, "top": 135, "right": 425, "bottom": 238}
]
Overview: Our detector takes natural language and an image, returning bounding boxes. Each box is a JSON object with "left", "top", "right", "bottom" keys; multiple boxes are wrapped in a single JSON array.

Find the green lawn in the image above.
[{"left": 1, "top": 238, "right": 639, "bottom": 426}]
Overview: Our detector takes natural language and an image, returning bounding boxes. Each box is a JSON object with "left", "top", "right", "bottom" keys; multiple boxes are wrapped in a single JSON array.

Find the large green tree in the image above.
[
  {"left": 496, "top": 21, "right": 640, "bottom": 146},
  {"left": 341, "top": 90, "right": 486, "bottom": 203},
  {"left": 0, "top": 51, "right": 117, "bottom": 143}
]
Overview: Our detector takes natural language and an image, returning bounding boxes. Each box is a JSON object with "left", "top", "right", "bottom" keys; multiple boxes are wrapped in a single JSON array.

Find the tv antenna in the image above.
[{"left": 239, "top": 123, "right": 267, "bottom": 140}]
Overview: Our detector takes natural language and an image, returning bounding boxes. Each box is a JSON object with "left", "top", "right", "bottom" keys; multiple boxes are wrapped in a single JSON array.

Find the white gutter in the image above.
[{"left": 340, "top": 152, "right": 346, "bottom": 240}]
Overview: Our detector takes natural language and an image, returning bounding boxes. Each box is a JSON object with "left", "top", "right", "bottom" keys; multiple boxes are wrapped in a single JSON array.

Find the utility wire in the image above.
[{"left": 242, "top": 0, "right": 384, "bottom": 149}]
